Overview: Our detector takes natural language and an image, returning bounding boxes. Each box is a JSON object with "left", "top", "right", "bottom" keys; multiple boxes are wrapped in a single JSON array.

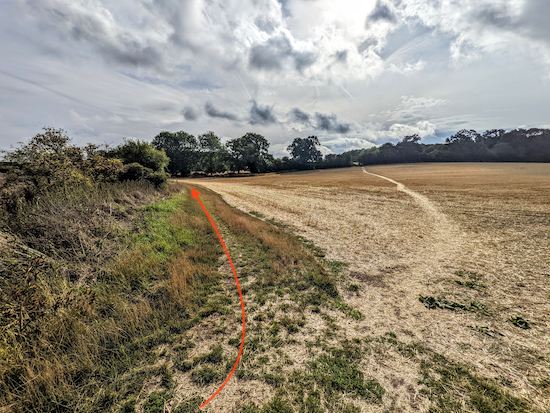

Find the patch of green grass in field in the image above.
[
  {"left": 509, "top": 316, "right": 531, "bottom": 329},
  {"left": 366, "top": 332, "right": 534, "bottom": 413},
  {"left": 419, "top": 295, "right": 486, "bottom": 313},
  {"left": 173, "top": 395, "right": 203, "bottom": 413},
  {"left": 190, "top": 366, "right": 223, "bottom": 386},
  {"left": 143, "top": 390, "right": 173, "bottom": 413},
  {"left": 419, "top": 353, "right": 529, "bottom": 413},
  {"left": 249, "top": 211, "right": 265, "bottom": 219},
  {"left": 193, "top": 344, "right": 224, "bottom": 366}
]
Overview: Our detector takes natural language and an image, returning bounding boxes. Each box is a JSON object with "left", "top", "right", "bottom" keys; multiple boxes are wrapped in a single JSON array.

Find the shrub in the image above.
[
  {"left": 109, "top": 139, "right": 169, "bottom": 172},
  {"left": 120, "top": 162, "right": 153, "bottom": 181},
  {"left": 146, "top": 171, "right": 169, "bottom": 188},
  {"left": 0, "top": 127, "right": 124, "bottom": 208}
]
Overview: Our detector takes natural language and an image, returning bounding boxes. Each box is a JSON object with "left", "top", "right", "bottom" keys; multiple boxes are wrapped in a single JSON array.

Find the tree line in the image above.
[
  {"left": 354, "top": 128, "right": 550, "bottom": 165},
  {"left": 150, "top": 127, "right": 550, "bottom": 175},
  {"left": 150, "top": 131, "right": 353, "bottom": 175}
]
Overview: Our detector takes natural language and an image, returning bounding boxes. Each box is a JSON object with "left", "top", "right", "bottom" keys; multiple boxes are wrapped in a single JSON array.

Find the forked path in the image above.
[
  {"left": 361, "top": 167, "right": 461, "bottom": 265},
  {"left": 362, "top": 167, "right": 441, "bottom": 218}
]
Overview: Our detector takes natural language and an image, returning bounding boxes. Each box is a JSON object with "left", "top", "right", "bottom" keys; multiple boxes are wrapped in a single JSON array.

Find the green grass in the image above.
[
  {"left": 367, "top": 332, "right": 533, "bottom": 413},
  {"left": 419, "top": 295, "right": 486, "bottom": 313},
  {"left": 191, "top": 366, "right": 223, "bottom": 386},
  {"left": 509, "top": 316, "right": 531, "bottom": 329},
  {"left": 143, "top": 390, "right": 173, "bottom": 413},
  {"left": 419, "top": 353, "right": 529, "bottom": 413}
]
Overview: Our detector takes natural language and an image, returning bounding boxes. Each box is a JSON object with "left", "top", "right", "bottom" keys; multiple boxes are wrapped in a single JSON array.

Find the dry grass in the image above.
[{"left": 181, "top": 163, "right": 550, "bottom": 411}]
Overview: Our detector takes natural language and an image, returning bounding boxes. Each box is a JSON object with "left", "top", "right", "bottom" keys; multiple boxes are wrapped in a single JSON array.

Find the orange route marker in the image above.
[{"left": 191, "top": 188, "right": 246, "bottom": 409}]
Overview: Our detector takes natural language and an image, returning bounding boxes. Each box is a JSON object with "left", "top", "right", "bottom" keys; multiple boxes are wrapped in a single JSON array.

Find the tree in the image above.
[
  {"left": 401, "top": 134, "right": 421, "bottom": 144},
  {"left": 152, "top": 131, "right": 199, "bottom": 176},
  {"left": 445, "top": 129, "right": 481, "bottom": 144},
  {"left": 227, "top": 133, "right": 274, "bottom": 173},
  {"left": 110, "top": 139, "right": 169, "bottom": 172},
  {"left": 287, "top": 136, "right": 322, "bottom": 165},
  {"left": 197, "top": 131, "right": 229, "bottom": 174}
]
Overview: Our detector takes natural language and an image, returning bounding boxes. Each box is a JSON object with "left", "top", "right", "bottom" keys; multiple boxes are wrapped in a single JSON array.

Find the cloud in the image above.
[
  {"left": 286, "top": 108, "right": 353, "bottom": 134},
  {"left": 315, "top": 112, "right": 351, "bottom": 134},
  {"left": 382, "top": 95, "right": 448, "bottom": 121},
  {"left": 334, "top": 50, "right": 348, "bottom": 63},
  {"left": 182, "top": 106, "right": 199, "bottom": 121},
  {"left": 249, "top": 34, "right": 293, "bottom": 71},
  {"left": 250, "top": 101, "right": 277, "bottom": 125},
  {"left": 204, "top": 102, "right": 239, "bottom": 121},
  {"left": 25, "top": 0, "right": 166, "bottom": 69},
  {"left": 2, "top": 0, "right": 550, "bottom": 154},
  {"left": 318, "top": 134, "right": 378, "bottom": 154},
  {"left": 367, "top": 1, "right": 397, "bottom": 23},
  {"left": 249, "top": 33, "right": 317, "bottom": 73},
  {"left": 290, "top": 107, "right": 311, "bottom": 124}
]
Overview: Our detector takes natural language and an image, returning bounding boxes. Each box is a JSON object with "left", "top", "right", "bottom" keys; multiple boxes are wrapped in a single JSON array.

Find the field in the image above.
[{"left": 185, "top": 163, "right": 550, "bottom": 412}]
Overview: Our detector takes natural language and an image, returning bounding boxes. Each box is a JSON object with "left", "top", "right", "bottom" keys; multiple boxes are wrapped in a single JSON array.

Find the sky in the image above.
[{"left": 1, "top": 0, "right": 550, "bottom": 157}]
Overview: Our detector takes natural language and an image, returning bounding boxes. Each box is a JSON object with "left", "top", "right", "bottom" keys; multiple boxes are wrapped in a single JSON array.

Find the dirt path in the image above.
[{"left": 362, "top": 167, "right": 443, "bottom": 220}]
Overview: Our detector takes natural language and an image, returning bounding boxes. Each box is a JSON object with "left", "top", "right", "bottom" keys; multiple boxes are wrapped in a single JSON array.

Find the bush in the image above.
[
  {"left": 0, "top": 127, "right": 124, "bottom": 208},
  {"left": 109, "top": 139, "right": 169, "bottom": 172},
  {"left": 146, "top": 171, "right": 169, "bottom": 188},
  {"left": 120, "top": 162, "right": 153, "bottom": 181}
]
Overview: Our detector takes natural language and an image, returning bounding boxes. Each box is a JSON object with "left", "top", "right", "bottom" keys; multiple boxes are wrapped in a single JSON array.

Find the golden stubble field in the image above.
[{"left": 184, "top": 163, "right": 550, "bottom": 411}]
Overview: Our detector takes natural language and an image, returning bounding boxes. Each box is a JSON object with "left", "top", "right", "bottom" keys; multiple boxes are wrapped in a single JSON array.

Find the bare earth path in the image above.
[{"left": 183, "top": 163, "right": 550, "bottom": 411}]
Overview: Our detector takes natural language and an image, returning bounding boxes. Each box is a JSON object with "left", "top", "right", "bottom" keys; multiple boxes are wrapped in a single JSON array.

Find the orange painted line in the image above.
[{"left": 191, "top": 188, "right": 246, "bottom": 409}]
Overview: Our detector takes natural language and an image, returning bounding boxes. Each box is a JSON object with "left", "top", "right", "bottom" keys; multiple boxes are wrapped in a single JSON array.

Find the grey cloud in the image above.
[
  {"left": 334, "top": 50, "right": 348, "bottom": 62},
  {"left": 475, "top": 5, "right": 513, "bottom": 28},
  {"left": 277, "top": 0, "right": 291, "bottom": 18},
  {"left": 249, "top": 35, "right": 293, "bottom": 70},
  {"left": 250, "top": 101, "right": 277, "bottom": 125},
  {"left": 293, "top": 50, "right": 317, "bottom": 72},
  {"left": 367, "top": 1, "right": 396, "bottom": 23},
  {"left": 249, "top": 34, "right": 317, "bottom": 72},
  {"left": 519, "top": 0, "right": 550, "bottom": 44},
  {"left": 290, "top": 107, "right": 311, "bottom": 124},
  {"left": 151, "top": 0, "right": 203, "bottom": 53},
  {"left": 255, "top": 16, "right": 277, "bottom": 34},
  {"left": 204, "top": 102, "right": 238, "bottom": 121},
  {"left": 182, "top": 106, "right": 199, "bottom": 121},
  {"left": 315, "top": 113, "right": 351, "bottom": 134},
  {"left": 32, "top": 0, "right": 165, "bottom": 69},
  {"left": 357, "top": 38, "right": 378, "bottom": 54}
]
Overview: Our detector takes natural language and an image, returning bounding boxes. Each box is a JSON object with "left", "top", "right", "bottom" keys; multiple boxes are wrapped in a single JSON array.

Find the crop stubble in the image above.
[{"left": 188, "top": 163, "right": 550, "bottom": 411}]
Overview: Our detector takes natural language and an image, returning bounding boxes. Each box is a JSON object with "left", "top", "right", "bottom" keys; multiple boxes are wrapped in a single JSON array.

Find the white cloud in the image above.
[{"left": 381, "top": 95, "right": 448, "bottom": 121}]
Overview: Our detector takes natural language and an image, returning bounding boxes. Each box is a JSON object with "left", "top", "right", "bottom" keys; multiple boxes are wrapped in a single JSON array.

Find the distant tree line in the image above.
[
  {"left": 150, "top": 127, "right": 550, "bottom": 176},
  {"left": 354, "top": 128, "right": 550, "bottom": 165}
]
